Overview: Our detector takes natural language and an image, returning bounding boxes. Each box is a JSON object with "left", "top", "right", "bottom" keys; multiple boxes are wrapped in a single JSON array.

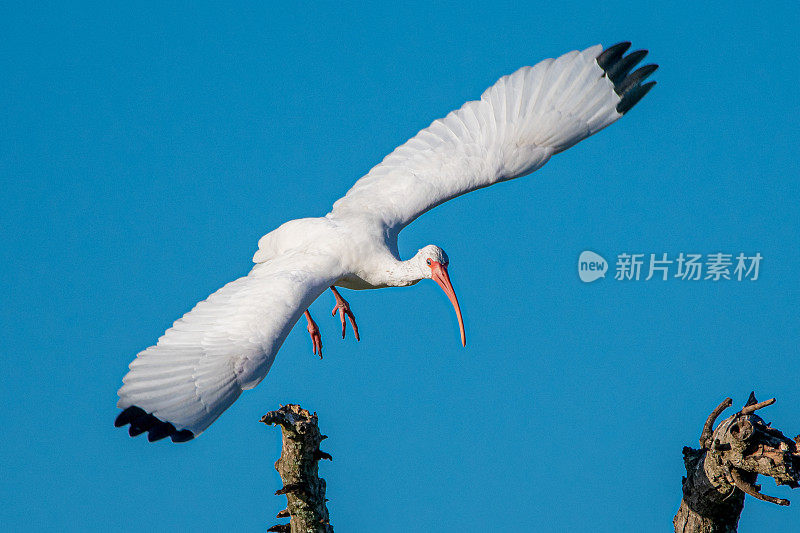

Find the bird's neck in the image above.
[{"left": 371, "top": 255, "right": 424, "bottom": 287}]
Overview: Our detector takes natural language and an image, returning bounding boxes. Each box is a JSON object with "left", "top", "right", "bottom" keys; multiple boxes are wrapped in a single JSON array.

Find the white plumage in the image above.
[
  {"left": 332, "top": 45, "right": 622, "bottom": 230},
  {"left": 116, "top": 42, "right": 657, "bottom": 442},
  {"left": 118, "top": 252, "right": 342, "bottom": 439}
]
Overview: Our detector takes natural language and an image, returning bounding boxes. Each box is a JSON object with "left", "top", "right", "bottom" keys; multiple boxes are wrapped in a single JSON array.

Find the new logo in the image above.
[{"left": 578, "top": 251, "right": 607, "bottom": 283}]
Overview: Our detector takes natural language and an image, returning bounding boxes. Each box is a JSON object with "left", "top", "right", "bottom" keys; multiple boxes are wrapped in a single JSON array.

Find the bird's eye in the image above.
[{"left": 426, "top": 258, "right": 432, "bottom": 266}]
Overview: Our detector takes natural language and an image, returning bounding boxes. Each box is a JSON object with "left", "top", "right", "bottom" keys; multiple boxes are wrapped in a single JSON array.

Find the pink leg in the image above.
[
  {"left": 330, "top": 287, "right": 360, "bottom": 341},
  {"left": 304, "top": 310, "right": 323, "bottom": 358}
]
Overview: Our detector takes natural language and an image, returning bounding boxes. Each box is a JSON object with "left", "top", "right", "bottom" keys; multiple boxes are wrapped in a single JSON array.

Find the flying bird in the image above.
[{"left": 116, "top": 42, "right": 658, "bottom": 443}]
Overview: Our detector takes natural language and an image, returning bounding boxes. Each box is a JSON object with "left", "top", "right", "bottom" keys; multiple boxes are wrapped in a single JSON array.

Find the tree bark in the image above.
[
  {"left": 674, "top": 393, "right": 800, "bottom": 533},
  {"left": 262, "top": 404, "right": 333, "bottom": 533}
]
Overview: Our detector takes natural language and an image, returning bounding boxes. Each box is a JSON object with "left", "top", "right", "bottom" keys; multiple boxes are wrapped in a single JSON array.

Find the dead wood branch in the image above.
[
  {"left": 674, "top": 392, "right": 800, "bottom": 532},
  {"left": 262, "top": 404, "right": 334, "bottom": 533}
]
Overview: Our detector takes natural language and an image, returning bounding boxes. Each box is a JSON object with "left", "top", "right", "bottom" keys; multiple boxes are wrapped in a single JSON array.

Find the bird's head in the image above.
[{"left": 414, "top": 245, "right": 466, "bottom": 347}]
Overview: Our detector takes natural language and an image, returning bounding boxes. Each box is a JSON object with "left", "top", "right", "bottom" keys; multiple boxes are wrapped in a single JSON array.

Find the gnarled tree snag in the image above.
[
  {"left": 262, "top": 404, "right": 333, "bottom": 533},
  {"left": 674, "top": 393, "right": 800, "bottom": 533}
]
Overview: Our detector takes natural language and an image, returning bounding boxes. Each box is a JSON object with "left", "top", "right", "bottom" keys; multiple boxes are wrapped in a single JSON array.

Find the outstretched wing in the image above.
[
  {"left": 331, "top": 43, "right": 657, "bottom": 231},
  {"left": 115, "top": 252, "right": 342, "bottom": 442}
]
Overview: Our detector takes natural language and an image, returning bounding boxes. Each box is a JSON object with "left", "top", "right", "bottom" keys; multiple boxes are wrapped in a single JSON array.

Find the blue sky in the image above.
[{"left": 2, "top": 2, "right": 798, "bottom": 531}]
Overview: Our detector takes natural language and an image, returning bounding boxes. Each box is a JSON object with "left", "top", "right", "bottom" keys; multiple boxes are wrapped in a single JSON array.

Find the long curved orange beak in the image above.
[{"left": 430, "top": 261, "right": 466, "bottom": 347}]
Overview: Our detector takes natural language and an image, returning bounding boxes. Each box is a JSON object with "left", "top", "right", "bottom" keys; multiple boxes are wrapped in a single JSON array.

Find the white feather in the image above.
[
  {"left": 118, "top": 252, "right": 342, "bottom": 436},
  {"left": 331, "top": 44, "right": 624, "bottom": 230}
]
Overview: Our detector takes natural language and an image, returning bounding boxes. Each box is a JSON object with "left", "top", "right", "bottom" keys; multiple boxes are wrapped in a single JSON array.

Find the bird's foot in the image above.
[
  {"left": 304, "top": 310, "right": 323, "bottom": 358},
  {"left": 330, "top": 287, "right": 360, "bottom": 341}
]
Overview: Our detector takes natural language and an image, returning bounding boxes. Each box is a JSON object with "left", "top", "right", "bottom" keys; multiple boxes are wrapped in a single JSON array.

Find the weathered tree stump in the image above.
[
  {"left": 674, "top": 393, "right": 800, "bottom": 532},
  {"left": 262, "top": 404, "right": 333, "bottom": 533}
]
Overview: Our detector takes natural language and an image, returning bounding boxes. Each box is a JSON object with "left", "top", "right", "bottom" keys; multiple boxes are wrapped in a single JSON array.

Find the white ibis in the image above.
[{"left": 116, "top": 42, "right": 657, "bottom": 442}]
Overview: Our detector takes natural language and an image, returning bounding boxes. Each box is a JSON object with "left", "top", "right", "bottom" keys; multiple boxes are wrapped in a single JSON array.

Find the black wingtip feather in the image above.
[
  {"left": 617, "top": 81, "right": 656, "bottom": 114},
  {"left": 115, "top": 406, "right": 195, "bottom": 443},
  {"left": 597, "top": 42, "right": 658, "bottom": 114},
  {"left": 596, "top": 42, "right": 631, "bottom": 70},
  {"left": 606, "top": 49, "right": 648, "bottom": 85},
  {"left": 171, "top": 430, "right": 195, "bottom": 443},
  {"left": 114, "top": 408, "right": 136, "bottom": 427},
  {"left": 147, "top": 422, "right": 175, "bottom": 442},
  {"left": 616, "top": 64, "right": 658, "bottom": 95}
]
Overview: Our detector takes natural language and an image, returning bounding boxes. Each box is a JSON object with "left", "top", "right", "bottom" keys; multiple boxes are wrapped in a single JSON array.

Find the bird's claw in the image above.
[
  {"left": 304, "top": 311, "right": 323, "bottom": 358},
  {"left": 330, "top": 287, "right": 359, "bottom": 341}
]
